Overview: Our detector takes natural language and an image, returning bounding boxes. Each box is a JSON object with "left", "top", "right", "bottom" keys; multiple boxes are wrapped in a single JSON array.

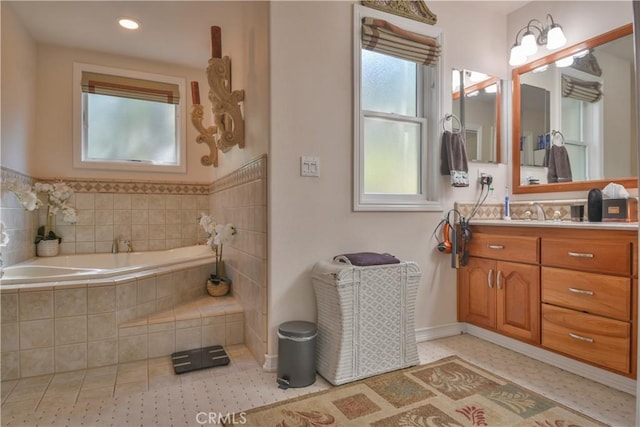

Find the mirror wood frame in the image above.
[
  {"left": 512, "top": 23, "right": 635, "bottom": 194},
  {"left": 453, "top": 75, "right": 502, "bottom": 164}
]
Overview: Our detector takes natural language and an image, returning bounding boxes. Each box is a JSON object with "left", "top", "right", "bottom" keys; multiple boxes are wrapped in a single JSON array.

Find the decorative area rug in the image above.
[{"left": 239, "top": 356, "right": 605, "bottom": 426}]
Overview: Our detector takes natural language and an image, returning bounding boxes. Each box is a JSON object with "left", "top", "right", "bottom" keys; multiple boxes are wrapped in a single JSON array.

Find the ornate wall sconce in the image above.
[{"left": 191, "top": 26, "right": 245, "bottom": 167}]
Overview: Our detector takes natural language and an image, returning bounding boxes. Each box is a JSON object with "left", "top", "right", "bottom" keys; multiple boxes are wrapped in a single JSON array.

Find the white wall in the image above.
[
  {"left": 268, "top": 1, "right": 508, "bottom": 355},
  {"left": 1, "top": 3, "right": 38, "bottom": 175}
]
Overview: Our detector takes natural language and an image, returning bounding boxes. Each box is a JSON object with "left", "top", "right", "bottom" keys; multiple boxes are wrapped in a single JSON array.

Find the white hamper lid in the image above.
[{"left": 278, "top": 321, "right": 317, "bottom": 338}]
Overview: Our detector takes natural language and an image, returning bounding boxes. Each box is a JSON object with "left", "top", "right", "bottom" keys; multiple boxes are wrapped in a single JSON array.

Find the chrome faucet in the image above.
[
  {"left": 529, "top": 202, "right": 547, "bottom": 221},
  {"left": 112, "top": 238, "right": 133, "bottom": 253}
]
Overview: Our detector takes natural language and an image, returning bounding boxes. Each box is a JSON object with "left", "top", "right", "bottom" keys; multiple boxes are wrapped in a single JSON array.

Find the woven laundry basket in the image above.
[{"left": 311, "top": 260, "right": 421, "bottom": 385}]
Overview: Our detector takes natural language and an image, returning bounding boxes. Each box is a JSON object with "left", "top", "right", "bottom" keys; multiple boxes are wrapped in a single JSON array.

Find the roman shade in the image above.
[
  {"left": 561, "top": 74, "right": 602, "bottom": 103},
  {"left": 361, "top": 17, "right": 440, "bottom": 66},
  {"left": 81, "top": 72, "right": 180, "bottom": 105}
]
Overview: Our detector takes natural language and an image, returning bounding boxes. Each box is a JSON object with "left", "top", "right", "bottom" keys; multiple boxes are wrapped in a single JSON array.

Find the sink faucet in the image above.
[
  {"left": 529, "top": 202, "right": 547, "bottom": 221},
  {"left": 121, "top": 239, "right": 133, "bottom": 253},
  {"left": 112, "top": 238, "right": 133, "bottom": 253}
]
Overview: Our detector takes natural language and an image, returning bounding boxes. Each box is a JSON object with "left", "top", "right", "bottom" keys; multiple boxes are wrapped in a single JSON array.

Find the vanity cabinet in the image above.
[
  {"left": 540, "top": 237, "right": 634, "bottom": 375},
  {"left": 458, "top": 224, "right": 638, "bottom": 378},
  {"left": 458, "top": 233, "right": 540, "bottom": 344}
]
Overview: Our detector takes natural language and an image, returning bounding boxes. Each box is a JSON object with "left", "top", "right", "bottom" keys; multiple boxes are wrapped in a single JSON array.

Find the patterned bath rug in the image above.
[{"left": 234, "top": 355, "right": 605, "bottom": 426}]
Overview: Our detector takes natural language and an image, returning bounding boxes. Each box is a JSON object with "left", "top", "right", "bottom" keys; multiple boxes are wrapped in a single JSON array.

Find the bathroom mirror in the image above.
[
  {"left": 452, "top": 69, "right": 502, "bottom": 163},
  {"left": 512, "top": 23, "right": 637, "bottom": 194}
]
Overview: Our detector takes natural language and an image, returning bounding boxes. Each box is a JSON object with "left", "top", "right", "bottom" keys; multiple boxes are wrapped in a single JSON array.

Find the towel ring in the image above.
[
  {"left": 551, "top": 130, "right": 565, "bottom": 146},
  {"left": 443, "top": 113, "right": 462, "bottom": 133}
]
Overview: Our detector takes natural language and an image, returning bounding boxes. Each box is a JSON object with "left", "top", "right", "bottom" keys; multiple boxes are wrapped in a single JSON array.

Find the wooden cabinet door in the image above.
[
  {"left": 458, "top": 257, "right": 496, "bottom": 329},
  {"left": 496, "top": 261, "right": 540, "bottom": 344}
]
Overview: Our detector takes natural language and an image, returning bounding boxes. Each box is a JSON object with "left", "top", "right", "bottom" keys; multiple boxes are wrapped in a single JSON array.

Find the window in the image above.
[
  {"left": 353, "top": 6, "right": 442, "bottom": 211},
  {"left": 73, "top": 63, "right": 187, "bottom": 173}
]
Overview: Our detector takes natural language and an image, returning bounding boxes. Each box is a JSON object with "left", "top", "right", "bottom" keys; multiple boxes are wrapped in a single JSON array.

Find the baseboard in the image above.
[
  {"left": 463, "top": 324, "right": 637, "bottom": 395},
  {"left": 262, "top": 353, "right": 278, "bottom": 372},
  {"left": 414, "top": 323, "right": 464, "bottom": 342}
]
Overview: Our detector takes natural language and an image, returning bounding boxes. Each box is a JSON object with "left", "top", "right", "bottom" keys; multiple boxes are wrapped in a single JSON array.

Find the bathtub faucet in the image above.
[{"left": 112, "top": 238, "right": 133, "bottom": 253}]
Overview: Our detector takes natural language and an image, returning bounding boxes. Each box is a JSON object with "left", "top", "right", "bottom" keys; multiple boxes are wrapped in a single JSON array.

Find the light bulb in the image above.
[
  {"left": 521, "top": 32, "right": 538, "bottom": 56},
  {"left": 555, "top": 56, "right": 574, "bottom": 68},
  {"left": 546, "top": 25, "right": 566, "bottom": 50},
  {"left": 118, "top": 18, "right": 140, "bottom": 30},
  {"left": 509, "top": 45, "right": 526, "bottom": 67}
]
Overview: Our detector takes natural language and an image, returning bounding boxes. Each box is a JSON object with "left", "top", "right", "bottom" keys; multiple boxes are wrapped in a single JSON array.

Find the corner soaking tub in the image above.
[{"left": 1, "top": 245, "right": 216, "bottom": 287}]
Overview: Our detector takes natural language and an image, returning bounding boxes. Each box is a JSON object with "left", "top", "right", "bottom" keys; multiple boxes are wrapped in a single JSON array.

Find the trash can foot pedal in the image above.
[{"left": 171, "top": 345, "right": 230, "bottom": 374}]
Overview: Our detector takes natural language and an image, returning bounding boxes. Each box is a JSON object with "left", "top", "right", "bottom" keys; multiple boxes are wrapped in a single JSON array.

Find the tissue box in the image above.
[{"left": 602, "top": 198, "right": 638, "bottom": 222}]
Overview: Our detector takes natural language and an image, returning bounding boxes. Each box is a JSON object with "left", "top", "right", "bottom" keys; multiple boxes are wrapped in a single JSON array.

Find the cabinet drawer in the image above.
[
  {"left": 541, "top": 238, "right": 631, "bottom": 275},
  {"left": 542, "top": 304, "right": 630, "bottom": 374},
  {"left": 468, "top": 233, "right": 538, "bottom": 263},
  {"left": 542, "top": 267, "right": 631, "bottom": 321}
]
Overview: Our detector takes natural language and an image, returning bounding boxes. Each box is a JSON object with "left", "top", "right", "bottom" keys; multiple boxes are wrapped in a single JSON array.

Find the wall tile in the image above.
[
  {"left": 118, "top": 335, "right": 147, "bottom": 363},
  {"left": 2, "top": 323, "right": 19, "bottom": 352},
  {"left": 113, "top": 210, "right": 132, "bottom": 225},
  {"left": 1, "top": 351, "right": 21, "bottom": 381},
  {"left": 20, "top": 347, "right": 54, "bottom": 377},
  {"left": 1, "top": 293, "right": 19, "bottom": 322},
  {"left": 137, "top": 277, "right": 157, "bottom": 304},
  {"left": 87, "top": 286, "right": 115, "bottom": 314},
  {"left": 116, "top": 281, "right": 137, "bottom": 309},
  {"left": 95, "top": 210, "right": 114, "bottom": 226},
  {"left": 148, "top": 331, "right": 175, "bottom": 358},
  {"left": 19, "top": 291, "right": 53, "bottom": 321},
  {"left": 55, "top": 316, "right": 87, "bottom": 345},
  {"left": 131, "top": 195, "right": 149, "bottom": 210},
  {"left": 95, "top": 226, "right": 114, "bottom": 242},
  {"left": 88, "top": 313, "right": 116, "bottom": 341},
  {"left": 20, "top": 319, "right": 54, "bottom": 349},
  {"left": 54, "top": 343, "right": 87, "bottom": 372},
  {"left": 175, "top": 327, "right": 201, "bottom": 352},
  {"left": 75, "top": 226, "right": 95, "bottom": 242},
  {"left": 113, "top": 194, "right": 132, "bottom": 210},
  {"left": 55, "top": 288, "right": 87, "bottom": 317},
  {"left": 148, "top": 195, "right": 165, "bottom": 210},
  {"left": 94, "top": 194, "right": 114, "bottom": 210},
  {"left": 87, "top": 339, "right": 117, "bottom": 368}
]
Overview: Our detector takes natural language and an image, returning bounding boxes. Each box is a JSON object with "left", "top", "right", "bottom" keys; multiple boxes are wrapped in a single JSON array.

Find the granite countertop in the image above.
[{"left": 468, "top": 218, "right": 638, "bottom": 231}]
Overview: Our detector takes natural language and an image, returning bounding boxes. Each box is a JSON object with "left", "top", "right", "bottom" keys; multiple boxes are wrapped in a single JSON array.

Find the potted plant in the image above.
[
  {"left": 199, "top": 213, "right": 236, "bottom": 296},
  {"left": 5, "top": 179, "right": 78, "bottom": 256}
]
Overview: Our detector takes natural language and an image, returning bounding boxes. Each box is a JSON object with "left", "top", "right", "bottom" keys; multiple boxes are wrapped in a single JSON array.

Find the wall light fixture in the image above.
[{"left": 509, "top": 14, "right": 567, "bottom": 66}]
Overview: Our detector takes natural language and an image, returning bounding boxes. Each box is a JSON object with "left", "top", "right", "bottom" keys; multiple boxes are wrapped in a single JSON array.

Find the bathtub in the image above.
[{"left": 1, "top": 245, "right": 216, "bottom": 286}]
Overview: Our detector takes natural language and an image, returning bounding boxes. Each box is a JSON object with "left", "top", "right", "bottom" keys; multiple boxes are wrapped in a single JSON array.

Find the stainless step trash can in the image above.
[{"left": 276, "top": 321, "right": 317, "bottom": 389}]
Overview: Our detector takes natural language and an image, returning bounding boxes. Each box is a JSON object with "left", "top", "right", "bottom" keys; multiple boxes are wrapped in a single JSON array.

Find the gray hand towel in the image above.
[
  {"left": 547, "top": 145, "right": 573, "bottom": 183},
  {"left": 440, "top": 130, "right": 469, "bottom": 186}
]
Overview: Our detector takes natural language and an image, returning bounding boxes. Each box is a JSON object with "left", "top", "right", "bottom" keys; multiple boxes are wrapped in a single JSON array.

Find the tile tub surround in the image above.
[
  {"left": 0, "top": 166, "right": 212, "bottom": 265},
  {"left": 0, "top": 261, "right": 247, "bottom": 380},
  {"left": 209, "top": 155, "right": 267, "bottom": 368}
]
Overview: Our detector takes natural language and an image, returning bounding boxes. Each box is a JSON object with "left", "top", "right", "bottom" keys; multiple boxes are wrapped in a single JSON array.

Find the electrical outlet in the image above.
[{"left": 478, "top": 171, "right": 493, "bottom": 186}]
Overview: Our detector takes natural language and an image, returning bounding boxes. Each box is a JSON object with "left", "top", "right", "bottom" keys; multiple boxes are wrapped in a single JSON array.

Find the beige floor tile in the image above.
[
  {"left": 80, "top": 373, "right": 116, "bottom": 391},
  {"left": 76, "top": 385, "right": 114, "bottom": 401},
  {"left": 149, "top": 375, "right": 182, "bottom": 389},
  {"left": 114, "top": 380, "right": 148, "bottom": 397},
  {"left": 0, "top": 399, "right": 39, "bottom": 417},
  {"left": 84, "top": 364, "right": 118, "bottom": 378},
  {"left": 1, "top": 380, "right": 17, "bottom": 404}
]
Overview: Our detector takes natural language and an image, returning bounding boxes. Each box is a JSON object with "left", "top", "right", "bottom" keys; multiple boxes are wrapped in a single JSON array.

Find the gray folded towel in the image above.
[
  {"left": 547, "top": 144, "right": 573, "bottom": 183},
  {"left": 334, "top": 252, "right": 400, "bottom": 266},
  {"left": 440, "top": 130, "right": 469, "bottom": 187}
]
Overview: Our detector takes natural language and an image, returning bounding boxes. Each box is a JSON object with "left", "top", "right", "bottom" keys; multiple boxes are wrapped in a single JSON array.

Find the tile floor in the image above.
[{"left": 0, "top": 334, "right": 635, "bottom": 426}]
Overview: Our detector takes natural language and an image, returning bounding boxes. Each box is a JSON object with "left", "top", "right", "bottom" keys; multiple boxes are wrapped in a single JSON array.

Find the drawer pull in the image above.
[
  {"left": 497, "top": 270, "right": 503, "bottom": 290},
  {"left": 568, "top": 332, "right": 594, "bottom": 343},
  {"left": 568, "top": 251, "right": 594, "bottom": 258},
  {"left": 568, "top": 287, "right": 595, "bottom": 296},
  {"left": 487, "top": 269, "right": 493, "bottom": 288},
  {"left": 487, "top": 244, "right": 505, "bottom": 250}
]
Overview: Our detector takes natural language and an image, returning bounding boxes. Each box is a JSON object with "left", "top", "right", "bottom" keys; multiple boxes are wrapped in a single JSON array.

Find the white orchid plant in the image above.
[
  {"left": 5, "top": 179, "right": 78, "bottom": 243},
  {"left": 199, "top": 213, "right": 236, "bottom": 283}
]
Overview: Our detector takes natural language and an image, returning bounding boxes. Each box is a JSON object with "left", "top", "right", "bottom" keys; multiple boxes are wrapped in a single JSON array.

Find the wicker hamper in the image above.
[{"left": 311, "top": 260, "right": 421, "bottom": 385}]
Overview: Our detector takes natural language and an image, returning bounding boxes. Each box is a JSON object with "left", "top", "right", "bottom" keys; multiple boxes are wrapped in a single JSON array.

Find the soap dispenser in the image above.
[{"left": 587, "top": 188, "right": 603, "bottom": 222}]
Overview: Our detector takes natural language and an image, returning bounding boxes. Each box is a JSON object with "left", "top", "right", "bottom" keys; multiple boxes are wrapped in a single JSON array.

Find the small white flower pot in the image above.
[{"left": 36, "top": 240, "right": 59, "bottom": 257}]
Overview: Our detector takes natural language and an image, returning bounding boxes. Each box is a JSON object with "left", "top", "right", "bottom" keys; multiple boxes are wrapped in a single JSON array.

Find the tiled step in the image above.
[{"left": 116, "top": 295, "right": 244, "bottom": 362}]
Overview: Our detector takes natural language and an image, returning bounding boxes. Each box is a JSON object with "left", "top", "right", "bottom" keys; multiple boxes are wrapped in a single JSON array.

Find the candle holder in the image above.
[{"left": 191, "top": 27, "right": 245, "bottom": 168}]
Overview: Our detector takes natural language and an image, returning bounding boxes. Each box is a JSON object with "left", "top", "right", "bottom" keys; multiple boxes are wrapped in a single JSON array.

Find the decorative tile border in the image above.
[
  {"left": 209, "top": 154, "right": 267, "bottom": 194},
  {"left": 455, "top": 199, "right": 590, "bottom": 221},
  {"left": 2, "top": 154, "right": 267, "bottom": 196}
]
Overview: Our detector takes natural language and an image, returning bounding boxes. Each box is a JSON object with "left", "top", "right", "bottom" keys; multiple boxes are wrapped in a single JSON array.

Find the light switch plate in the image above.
[{"left": 300, "top": 156, "right": 320, "bottom": 177}]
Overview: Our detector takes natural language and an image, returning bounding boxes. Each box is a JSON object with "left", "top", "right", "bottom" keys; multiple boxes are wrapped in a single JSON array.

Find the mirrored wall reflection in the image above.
[
  {"left": 451, "top": 69, "right": 501, "bottom": 163},
  {"left": 517, "top": 29, "right": 636, "bottom": 186}
]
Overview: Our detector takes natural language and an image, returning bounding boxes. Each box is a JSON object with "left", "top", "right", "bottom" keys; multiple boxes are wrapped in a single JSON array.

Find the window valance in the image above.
[
  {"left": 81, "top": 72, "right": 180, "bottom": 105},
  {"left": 561, "top": 74, "right": 602, "bottom": 103},
  {"left": 361, "top": 17, "right": 440, "bottom": 66}
]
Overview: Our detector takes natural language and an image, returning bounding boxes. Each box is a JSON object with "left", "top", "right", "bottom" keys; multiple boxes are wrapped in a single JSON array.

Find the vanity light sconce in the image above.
[
  {"left": 509, "top": 14, "right": 567, "bottom": 67},
  {"left": 190, "top": 26, "right": 245, "bottom": 168}
]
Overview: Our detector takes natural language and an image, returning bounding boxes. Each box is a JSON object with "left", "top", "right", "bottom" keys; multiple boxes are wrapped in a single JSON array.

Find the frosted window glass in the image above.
[
  {"left": 561, "top": 97, "right": 582, "bottom": 141},
  {"left": 86, "top": 93, "right": 177, "bottom": 164},
  {"left": 362, "top": 50, "right": 417, "bottom": 116},
  {"left": 363, "top": 117, "right": 420, "bottom": 194}
]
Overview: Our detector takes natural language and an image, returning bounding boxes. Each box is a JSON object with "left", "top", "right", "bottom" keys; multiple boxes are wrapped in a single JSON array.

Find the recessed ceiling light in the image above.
[{"left": 118, "top": 18, "right": 140, "bottom": 30}]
